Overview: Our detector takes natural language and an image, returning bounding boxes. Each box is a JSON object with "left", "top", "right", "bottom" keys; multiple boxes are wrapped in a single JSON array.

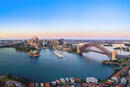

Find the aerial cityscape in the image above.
[{"left": 0, "top": 0, "right": 130, "bottom": 87}]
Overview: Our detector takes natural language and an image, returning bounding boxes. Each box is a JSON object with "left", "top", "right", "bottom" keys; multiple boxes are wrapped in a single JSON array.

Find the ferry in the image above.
[{"left": 54, "top": 50, "right": 63, "bottom": 58}]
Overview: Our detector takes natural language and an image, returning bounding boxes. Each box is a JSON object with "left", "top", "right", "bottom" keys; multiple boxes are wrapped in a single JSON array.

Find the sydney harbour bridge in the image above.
[{"left": 77, "top": 42, "right": 130, "bottom": 60}]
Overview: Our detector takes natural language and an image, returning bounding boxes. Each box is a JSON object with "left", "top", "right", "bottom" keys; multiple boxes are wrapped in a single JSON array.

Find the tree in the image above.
[
  {"left": 16, "top": 77, "right": 29, "bottom": 87},
  {"left": 11, "top": 83, "right": 16, "bottom": 87},
  {"left": 0, "top": 80, "right": 5, "bottom": 86},
  {"left": 6, "top": 73, "right": 13, "bottom": 79}
]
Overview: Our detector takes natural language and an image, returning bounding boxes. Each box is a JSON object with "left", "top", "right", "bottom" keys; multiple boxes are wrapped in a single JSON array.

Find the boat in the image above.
[{"left": 54, "top": 50, "right": 63, "bottom": 58}]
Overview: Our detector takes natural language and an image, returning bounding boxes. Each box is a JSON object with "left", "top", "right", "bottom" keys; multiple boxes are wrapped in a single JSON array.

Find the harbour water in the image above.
[{"left": 0, "top": 47, "right": 123, "bottom": 82}]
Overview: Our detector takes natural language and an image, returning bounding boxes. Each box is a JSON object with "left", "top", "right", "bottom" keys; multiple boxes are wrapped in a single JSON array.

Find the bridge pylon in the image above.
[{"left": 77, "top": 45, "right": 82, "bottom": 54}]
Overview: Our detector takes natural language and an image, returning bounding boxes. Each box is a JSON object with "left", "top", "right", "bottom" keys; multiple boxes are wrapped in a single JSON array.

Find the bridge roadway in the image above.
[
  {"left": 0, "top": 44, "right": 14, "bottom": 48},
  {"left": 117, "top": 55, "right": 130, "bottom": 59},
  {"left": 78, "top": 43, "right": 130, "bottom": 60}
]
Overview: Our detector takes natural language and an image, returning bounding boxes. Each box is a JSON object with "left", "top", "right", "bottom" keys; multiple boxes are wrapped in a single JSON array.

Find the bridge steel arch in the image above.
[{"left": 78, "top": 43, "right": 112, "bottom": 59}]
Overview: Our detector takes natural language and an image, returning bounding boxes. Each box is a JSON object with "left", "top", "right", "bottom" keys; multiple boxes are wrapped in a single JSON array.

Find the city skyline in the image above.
[{"left": 0, "top": 0, "right": 130, "bottom": 40}]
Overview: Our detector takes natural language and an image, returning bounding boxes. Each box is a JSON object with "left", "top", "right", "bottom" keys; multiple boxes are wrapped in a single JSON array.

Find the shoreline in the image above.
[{"left": 1, "top": 65, "right": 129, "bottom": 87}]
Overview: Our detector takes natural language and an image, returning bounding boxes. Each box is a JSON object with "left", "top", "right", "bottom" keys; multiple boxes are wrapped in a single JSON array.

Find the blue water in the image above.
[{"left": 0, "top": 48, "right": 114, "bottom": 82}]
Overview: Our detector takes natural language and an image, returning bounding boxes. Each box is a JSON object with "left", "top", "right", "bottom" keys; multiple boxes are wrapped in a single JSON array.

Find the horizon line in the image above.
[{"left": 0, "top": 38, "right": 130, "bottom": 41}]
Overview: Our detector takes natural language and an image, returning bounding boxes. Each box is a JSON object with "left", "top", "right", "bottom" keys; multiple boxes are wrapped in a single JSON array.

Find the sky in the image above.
[{"left": 0, "top": 0, "right": 129, "bottom": 40}]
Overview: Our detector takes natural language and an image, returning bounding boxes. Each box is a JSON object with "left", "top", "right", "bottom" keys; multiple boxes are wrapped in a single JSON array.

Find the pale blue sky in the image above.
[{"left": 0, "top": 0, "right": 129, "bottom": 39}]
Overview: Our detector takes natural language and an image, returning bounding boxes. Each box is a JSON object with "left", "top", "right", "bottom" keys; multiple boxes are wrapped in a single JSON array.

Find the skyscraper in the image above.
[
  {"left": 59, "top": 39, "right": 64, "bottom": 45},
  {"left": 28, "top": 36, "right": 41, "bottom": 48}
]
